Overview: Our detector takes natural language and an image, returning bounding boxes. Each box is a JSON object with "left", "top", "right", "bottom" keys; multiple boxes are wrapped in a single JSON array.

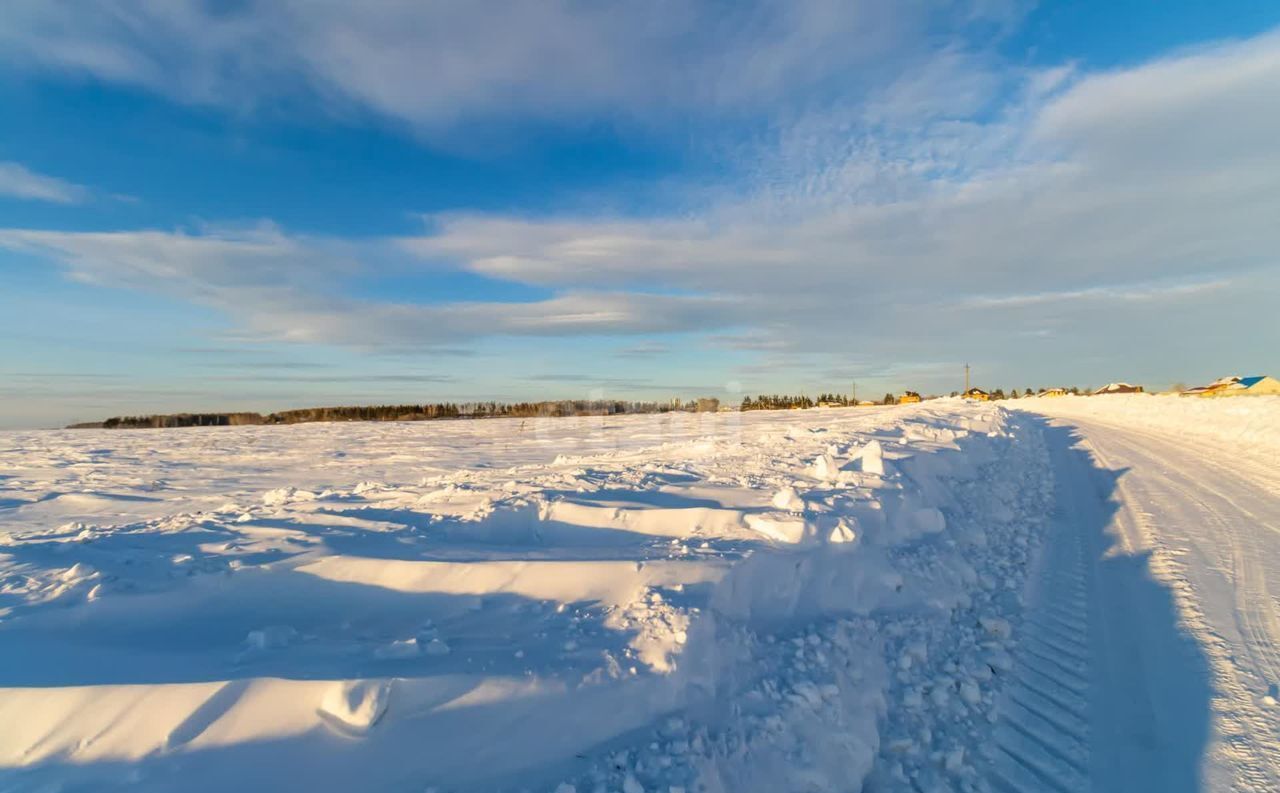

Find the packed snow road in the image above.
[{"left": 1012, "top": 397, "right": 1280, "bottom": 792}]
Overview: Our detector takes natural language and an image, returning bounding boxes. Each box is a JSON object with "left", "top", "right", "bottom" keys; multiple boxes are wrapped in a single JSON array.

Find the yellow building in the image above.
[
  {"left": 964, "top": 388, "right": 989, "bottom": 401},
  {"left": 1231, "top": 376, "right": 1280, "bottom": 396},
  {"left": 897, "top": 391, "right": 922, "bottom": 404},
  {"left": 1182, "top": 375, "right": 1239, "bottom": 397},
  {"left": 1041, "top": 388, "right": 1068, "bottom": 397}
]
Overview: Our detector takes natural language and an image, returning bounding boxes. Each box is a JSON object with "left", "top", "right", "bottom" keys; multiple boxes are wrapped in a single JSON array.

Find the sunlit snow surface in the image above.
[{"left": 2, "top": 397, "right": 1277, "bottom": 791}]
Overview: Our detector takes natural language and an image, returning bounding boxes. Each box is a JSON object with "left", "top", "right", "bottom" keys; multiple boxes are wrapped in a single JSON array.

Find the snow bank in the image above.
[
  {"left": 0, "top": 403, "right": 1054, "bottom": 793},
  {"left": 1018, "top": 393, "right": 1280, "bottom": 459}
]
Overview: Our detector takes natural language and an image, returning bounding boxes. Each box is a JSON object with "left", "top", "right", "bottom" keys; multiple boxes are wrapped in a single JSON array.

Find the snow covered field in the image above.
[{"left": 1, "top": 396, "right": 1277, "bottom": 792}]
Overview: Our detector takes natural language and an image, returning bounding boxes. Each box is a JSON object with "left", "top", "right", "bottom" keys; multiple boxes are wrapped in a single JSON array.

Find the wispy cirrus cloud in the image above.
[
  {"left": 953, "top": 279, "right": 1232, "bottom": 310},
  {"left": 615, "top": 342, "right": 672, "bottom": 359},
  {"left": 0, "top": 161, "right": 90, "bottom": 203},
  {"left": 0, "top": 1, "right": 1025, "bottom": 138},
  {"left": 402, "top": 30, "right": 1280, "bottom": 364},
  {"left": 208, "top": 373, "right": 455, "bottom": 384},
  {"left": 0, "top": 224, "right": 747, "bottom": 348}
]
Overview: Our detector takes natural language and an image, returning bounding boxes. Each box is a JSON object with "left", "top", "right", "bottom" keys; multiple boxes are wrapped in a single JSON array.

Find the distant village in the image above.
[{"left": 742, "top": 373, "right": 1280, "bottom": 410}]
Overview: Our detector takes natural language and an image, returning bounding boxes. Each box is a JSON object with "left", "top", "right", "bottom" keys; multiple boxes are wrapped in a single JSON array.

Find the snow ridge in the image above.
[{"left": 0, "top": 404, "right": 1054, "bottom": 792}]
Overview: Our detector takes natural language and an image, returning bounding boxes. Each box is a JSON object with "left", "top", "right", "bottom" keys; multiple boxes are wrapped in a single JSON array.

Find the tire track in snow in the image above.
[{"left": 986, "top": 513, "right": 1092, "bottom": 793}]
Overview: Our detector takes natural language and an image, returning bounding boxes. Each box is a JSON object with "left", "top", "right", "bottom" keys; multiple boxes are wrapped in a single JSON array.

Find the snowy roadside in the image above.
[
  {"left": 0, "top": 403, "right": 1053, "bottom": 792},
  {"left": 1014, "top": 392, "right": 1280, "bottom": 791},
  {"left": 1018, "top": 393, "right": 1280, "bottom": 464}
]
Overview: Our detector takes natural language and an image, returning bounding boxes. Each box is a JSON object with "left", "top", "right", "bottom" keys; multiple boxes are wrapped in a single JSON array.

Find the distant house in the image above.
[
  {"left": 897, "top": 391, "right": 922, "bottom": 404},
  {"left": 1093, "top": 382, "right": 1144, "bottom": 395},
  {"left": 1180, "top": 379, "right": 1227, "bottom": 397},
  {"left": 1041, "top": 388, "right": 1068, "bottom": 397},
  {"left": 1182, "top": 375, "right": 1280, "bottom": 397},
  {"left": 1233, "top": 376, "right": 1280, "bottom": 396},
  {"left": 964, "top": 388, "right": 989, "bottom": 401},
  {"left": 1214, "top": 375, "right": 1278, "bottom": 397}
]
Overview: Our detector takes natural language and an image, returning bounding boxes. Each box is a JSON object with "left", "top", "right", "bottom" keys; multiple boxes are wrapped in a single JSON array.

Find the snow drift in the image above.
[
  {"left": 1020, "top": 392, "right": 1280, "bottom": 460},
  {"left": 0, "top": 403, "right": 1052, "bottom": 792}
]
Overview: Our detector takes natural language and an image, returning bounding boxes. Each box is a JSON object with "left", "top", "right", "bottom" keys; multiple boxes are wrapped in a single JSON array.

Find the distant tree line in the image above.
[
  {"left": 816, "top": 393, "right": 854, "bottom": 406},
  {"left": 72, "top": 383, "right": 1109, "bottom": 429},
  {"left": 97, "top": 412, "right": 265, "bottom": 429},
  {"left": 741, "top": 394, "right": 818, "bottom": 411},
  {"left": 73, "top": 398, "right": 724, "bottom": 429}
]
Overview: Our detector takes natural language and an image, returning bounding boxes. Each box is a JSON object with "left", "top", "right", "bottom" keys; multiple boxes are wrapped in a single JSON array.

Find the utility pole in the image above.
[
  {"left": 851, "top": 381, "right": 857, "bottom": 404},
  {"left": 964, "top": 363, "right": 970, "bottom": 394}
]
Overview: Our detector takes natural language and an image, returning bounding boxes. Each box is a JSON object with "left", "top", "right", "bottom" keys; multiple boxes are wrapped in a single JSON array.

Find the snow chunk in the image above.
[
  {"left": 318, "top": 679, "right": 390, "bottom": 733},
  {"left": 61, "top": 562, "right": 97, "bottom": 581},
  {"left": 859, "top": 440, "right": 885, "bottom": 476},
  {"left": 810, "top": 453, "right": 839, "bottom": 481},
  {"left": 985, "top": 649, "right": 1014, "bottom": 673},
  {"left": 828, "top": 519, "right": 857, "bottom": 544},
  {"left": 912, "top": 507, "right": 946, "bottom": 534},
  {"left": 771, "top": 486, "right": 804, "bottom": 511},
  {"left": 978, "top": 616, "right": 1012, "bottom": 640},
  {"left": 745, "top": 512, "right": 809, "bottom": 543},
  {"left": 262, "top": 486, "right": 318, "bottom": 505},
  {"left": 261, "top": 487, "right": 295, "bottom": 506}
]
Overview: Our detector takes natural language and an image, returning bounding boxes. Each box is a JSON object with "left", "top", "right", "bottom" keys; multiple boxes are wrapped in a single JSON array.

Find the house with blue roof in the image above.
[{"left": 1182, "top": 375, "right": 1280, "bottom": 397}]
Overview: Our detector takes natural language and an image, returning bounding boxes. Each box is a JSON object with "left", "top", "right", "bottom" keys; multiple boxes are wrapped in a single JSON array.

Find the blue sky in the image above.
[{"left": 2, "top": 1, "right": 1279, "bottom": 428}]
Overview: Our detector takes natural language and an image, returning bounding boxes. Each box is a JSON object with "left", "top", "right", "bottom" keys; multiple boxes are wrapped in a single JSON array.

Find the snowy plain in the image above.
[{"left": 1, "top": 396, "right": 1277, "bottom": 792}]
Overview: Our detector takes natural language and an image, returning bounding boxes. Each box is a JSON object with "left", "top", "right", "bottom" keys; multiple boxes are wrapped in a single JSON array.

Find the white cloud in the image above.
[
  {"left": 398, "top": 28, "right": 1280, "bottom": 376},
  {"left": 0, "top": 1, "right": 1023, "bottom": 135},
  {"left": 1032, "top": 31, "right": 1280, "bottom": 171},
  {"left": 616, "top": 342, "right": 672, "bottom": 359},
  {"left": 4, "top": 21, "right": 1279, "bottom": 394},
  {"left": 0, "top": 223, "right": 359, "bottom": 305},
  {"left": 253, "top": 291, "right": 743, "bottom": 347},
  {"left": 0, "top": 161, "right": 90, "bottom": 203},
  {"left": 954, "top": 279, "right": 1230, "bottom": 310},
  {"left": 0, "top": 225, "right": 745, "bottom": 348}
]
